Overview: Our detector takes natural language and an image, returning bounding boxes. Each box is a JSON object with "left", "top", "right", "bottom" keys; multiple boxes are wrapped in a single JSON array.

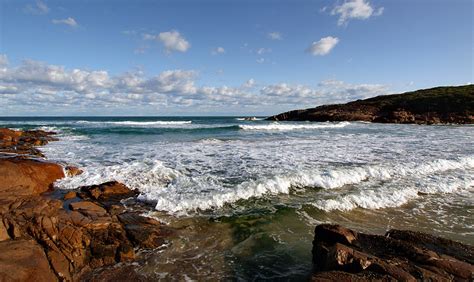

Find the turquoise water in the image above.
[{"left": 1, "top": 116, "right": 473, "bottom": 279}]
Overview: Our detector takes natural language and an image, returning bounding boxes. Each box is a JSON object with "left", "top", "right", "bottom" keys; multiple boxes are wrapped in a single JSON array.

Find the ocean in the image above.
[{"left": 1, "top": 116, "right": 473, "bottom": 279}]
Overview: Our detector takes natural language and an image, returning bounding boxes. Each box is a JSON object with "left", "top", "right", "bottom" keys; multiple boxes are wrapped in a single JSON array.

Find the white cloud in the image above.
[
  {"left": 243, "top": 78, "right": 256, "bottom": 88},
  {"left": 0, "top": 56, "right": 389, "bottom": 114},
  {"left": 212, "top": 47, "right": 226, "bottom": 55},
  {"left": 52, "top": 17, "right": 78, "bottom": 27},
  {"left": 24, "top": 0, "right": 49, "bottom": 15},
  {"left": 256, "top": 58, "right": 265, "bottom": 64},
  {"left": 306, "top": 36, "right": 339, "bottom": 56},
  {"left": 256, "top": 48, "right": 271, "bottom": 55},
  {"left": 331, "top": 0, "right": 383, "bottom": 26},
  {"left": 267, "top": 32, "right": 282, "bottom": 40},
  {"left": 158, "top": 30, "right": 190, "bottom": 53}
]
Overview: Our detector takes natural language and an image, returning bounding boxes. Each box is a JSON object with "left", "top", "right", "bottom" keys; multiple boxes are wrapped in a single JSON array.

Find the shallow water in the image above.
[{"left": 2, "top": 116, "right": 473, "bottom": 279}]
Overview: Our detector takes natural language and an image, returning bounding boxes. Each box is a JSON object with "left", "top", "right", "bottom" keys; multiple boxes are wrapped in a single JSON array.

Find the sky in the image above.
[{"left": 0, "top": 0, "right": 472, "bottom": 116}]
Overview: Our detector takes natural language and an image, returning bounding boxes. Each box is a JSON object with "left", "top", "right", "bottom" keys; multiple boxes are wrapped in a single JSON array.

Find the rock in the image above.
[
  {"left": 0, "top": 239, "right": 58, "bottom": 282},
  {"left": 0, "top": 128, "right": 58, "bottom": 157},
  {"left": 0, "top": 129, "right": 172, "bottom": 281},
  {"left": 267, "top": 85, "right": 474, "bottom": 124},
  {"left": 118, "top": 212, "right": 172, "bottom": 249},
  {"left": 80, "top": 181, "right": 137, "bottom": 201},
  {"left": 70, "top": 201, "right": 108, "bottom": 217},
  {"left": 0, "top": 157, "right": 64, "bottom": 197},
  {"left": 65, "top": 166, "right": 83, "bottom": 177},
  {"left": 63, "top": 191, "right": 77, "bottom": 200},
  {"left": 312, "top": 224, "right": 474, "bottom": 280}
]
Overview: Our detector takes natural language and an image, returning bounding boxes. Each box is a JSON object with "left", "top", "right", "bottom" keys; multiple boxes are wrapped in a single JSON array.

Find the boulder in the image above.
[
  {"left": 0, "top": 157, "right": 64, "bottom": 197},
  {"left": 312, "top": 224, "right": 474, "bottom": 280}
]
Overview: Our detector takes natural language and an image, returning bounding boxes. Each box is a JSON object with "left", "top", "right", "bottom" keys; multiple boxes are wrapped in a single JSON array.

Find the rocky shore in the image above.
[
  {"left": 267, "top": 85, "right": 474, "bottom": 124},
  {"left": 312, "top": 225, "right": 473, "bottom": 281},
  {"left": 0, "top": 128, "right": 170, "bottom": 281},
  {"left": 0, "top": 128, "right": 473, "bottom": 281}
]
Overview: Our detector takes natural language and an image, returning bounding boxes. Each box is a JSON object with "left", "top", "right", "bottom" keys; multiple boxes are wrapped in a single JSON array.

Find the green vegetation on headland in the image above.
[{"left": 267, "top": 85, "right": 474, "bottom": 124}]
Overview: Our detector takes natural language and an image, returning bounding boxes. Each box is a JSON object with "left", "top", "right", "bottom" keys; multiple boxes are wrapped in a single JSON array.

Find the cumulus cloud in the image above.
[
  {"left": 267, "top": 32, "right": 282, "bottom": 40},
  {"left": 211, "top": 47, "right": 225, "bottom": 55},
  {"left": 331, "top": 0, "right": 383, "bottom": 26},
  {"left": 157, "top": 30, "right": 190, "bottom": 53},
  {"left": 243, "top": 78, "right": 256, "bottom": 88},
  {"left": 0, "top": 54, "right": 389, "bottom": 114},
  {"left": 24, "top": 0, "right": 49, "bottom": 15},
  {"left": 306, "top": 36, "right": 339, "bottom": 56},
  {"left": 52, "top": 17, "right": 78, "bottom": 27}
]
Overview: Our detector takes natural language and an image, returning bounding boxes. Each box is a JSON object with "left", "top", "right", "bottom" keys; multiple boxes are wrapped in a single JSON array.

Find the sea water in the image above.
[{"left": 1, "top": 116, "right": 473, "bottom": 279}]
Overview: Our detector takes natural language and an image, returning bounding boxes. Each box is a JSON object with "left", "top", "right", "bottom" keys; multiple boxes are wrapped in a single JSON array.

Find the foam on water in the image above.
[
  {"left": 33, "top": 117, "right": 473, "bottom": 216},
  {"left": 239, "top": 121, "right": 350, "bottom": 131},
  {"left": 76, "top": 120, "right": 192, "bottom": 126},
  {"left": 55, "top": 153, "right": 474, "bottom": 213}
]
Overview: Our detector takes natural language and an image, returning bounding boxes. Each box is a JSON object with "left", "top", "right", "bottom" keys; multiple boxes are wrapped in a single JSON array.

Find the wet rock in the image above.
[
  {"left": 80, "top": 181, "right": 138, "bottom": 201},
  {"left": 63, "top": 191, "right": 77, "bottom": 200},
  {"left": 312, "top": 224, "right": 474, "bottom": 281},
  {"left": 65, "top": 166, "right": 83, "bottom": 177},
  {"left": 118, "top": 212, "right": 172, "bottom": 249}
]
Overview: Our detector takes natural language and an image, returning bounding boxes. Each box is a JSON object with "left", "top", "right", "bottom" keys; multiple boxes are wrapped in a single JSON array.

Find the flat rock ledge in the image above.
[
  {"left": 312, "top": 224, "right": 474, "bottom": 281},
  {"left": 0, "top": 128, "right": 172, "bottom": 281}
]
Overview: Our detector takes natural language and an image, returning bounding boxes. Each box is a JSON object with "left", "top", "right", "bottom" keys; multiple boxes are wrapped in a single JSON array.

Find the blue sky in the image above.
[{"left": 0, "top": 0, "right": 472, "bottom": 116}]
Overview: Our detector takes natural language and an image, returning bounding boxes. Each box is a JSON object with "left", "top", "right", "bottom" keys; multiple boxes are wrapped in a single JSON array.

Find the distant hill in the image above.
[{"left": 266, "top": 85, "right": 474, "bottom": 124}]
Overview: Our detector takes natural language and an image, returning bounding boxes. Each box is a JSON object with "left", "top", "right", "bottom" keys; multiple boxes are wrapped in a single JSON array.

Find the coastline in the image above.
[
  {"left": 0, "top": 128, "right": 172, "bottom": 280},
  {"left": 0, "top": 127, "right": 473, "bottom": 280},
  {"left": 267, "top": 85, "right": 474, "bottom": 124}
]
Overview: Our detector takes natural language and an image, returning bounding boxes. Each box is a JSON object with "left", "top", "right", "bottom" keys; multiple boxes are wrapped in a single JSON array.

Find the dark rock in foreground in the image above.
[
  {"left": 312, "top": 224, "right": 474, "bottom": 281},
  {"left": 267, "top": 85, "right": 474, "bottom": 124}
]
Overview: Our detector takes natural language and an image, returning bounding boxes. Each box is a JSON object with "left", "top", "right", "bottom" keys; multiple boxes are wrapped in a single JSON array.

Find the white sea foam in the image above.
[
  {"left": 55, "top": 159, "right": 181, "bottom": 190},
  {"left": 235, "top": 117, "right": 264, "bottom": 121},
  {"left": 55, "top": 154, "right": 474, "bottom": 214},
  {"left": 239, "top": 121, "right": 350, "bottom": 131},
  {"left": 76, "top": 120, "right": 192, "bottom": 126}
]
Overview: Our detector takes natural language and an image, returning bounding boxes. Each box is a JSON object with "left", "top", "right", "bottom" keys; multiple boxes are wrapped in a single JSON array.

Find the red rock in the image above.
[
  {"left": 0, "top": 239, "right": 58, "bottom": 282},
  {"left": 69, "top": 201, "right": 107, "bottom": 217},
  {"left": 0, "top": 157, "right": 64, "bottom": 196},
  {"left": 80, "top": 181, "right": 137, "bottom": 201},
  {"left": 63, "top": 191, "right": 77, "bottom": 200}
]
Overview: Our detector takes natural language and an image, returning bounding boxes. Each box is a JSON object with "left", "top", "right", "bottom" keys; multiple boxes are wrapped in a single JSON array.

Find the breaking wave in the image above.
[
  {"left": 239, "top": 122, "right": 350, "bottom": 131},
  {"left": 55, "top": 156, "right": 474, "bottom": 214}
]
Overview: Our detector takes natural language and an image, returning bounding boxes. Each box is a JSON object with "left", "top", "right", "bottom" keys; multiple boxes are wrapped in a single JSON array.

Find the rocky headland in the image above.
[
  {"left": 0, "top": 128, "right": 473, "bottom": 281},
  {"left": 267, "top": 85, "right": 474, "bottom": 124}
]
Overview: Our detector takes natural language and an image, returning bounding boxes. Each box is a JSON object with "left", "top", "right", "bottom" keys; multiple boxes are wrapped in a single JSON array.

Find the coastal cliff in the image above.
[{"left": 267, "top": 85, "right": 474, "bottom": 124}]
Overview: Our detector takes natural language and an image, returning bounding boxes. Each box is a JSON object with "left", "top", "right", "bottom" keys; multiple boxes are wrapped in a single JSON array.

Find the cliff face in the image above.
[{"left": 267, "top": 85, "right": 474, "bottom": 124}]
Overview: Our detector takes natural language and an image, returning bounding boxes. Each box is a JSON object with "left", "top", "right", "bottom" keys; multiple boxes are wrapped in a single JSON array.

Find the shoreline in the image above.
[{"left": 0, "top": 127, "right": 473, "bottom": 280}]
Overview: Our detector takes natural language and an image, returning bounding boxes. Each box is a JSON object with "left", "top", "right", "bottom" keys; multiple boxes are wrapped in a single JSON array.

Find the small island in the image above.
[{"left": 267, "top": 85, "right": 474, "bottom": 124}]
